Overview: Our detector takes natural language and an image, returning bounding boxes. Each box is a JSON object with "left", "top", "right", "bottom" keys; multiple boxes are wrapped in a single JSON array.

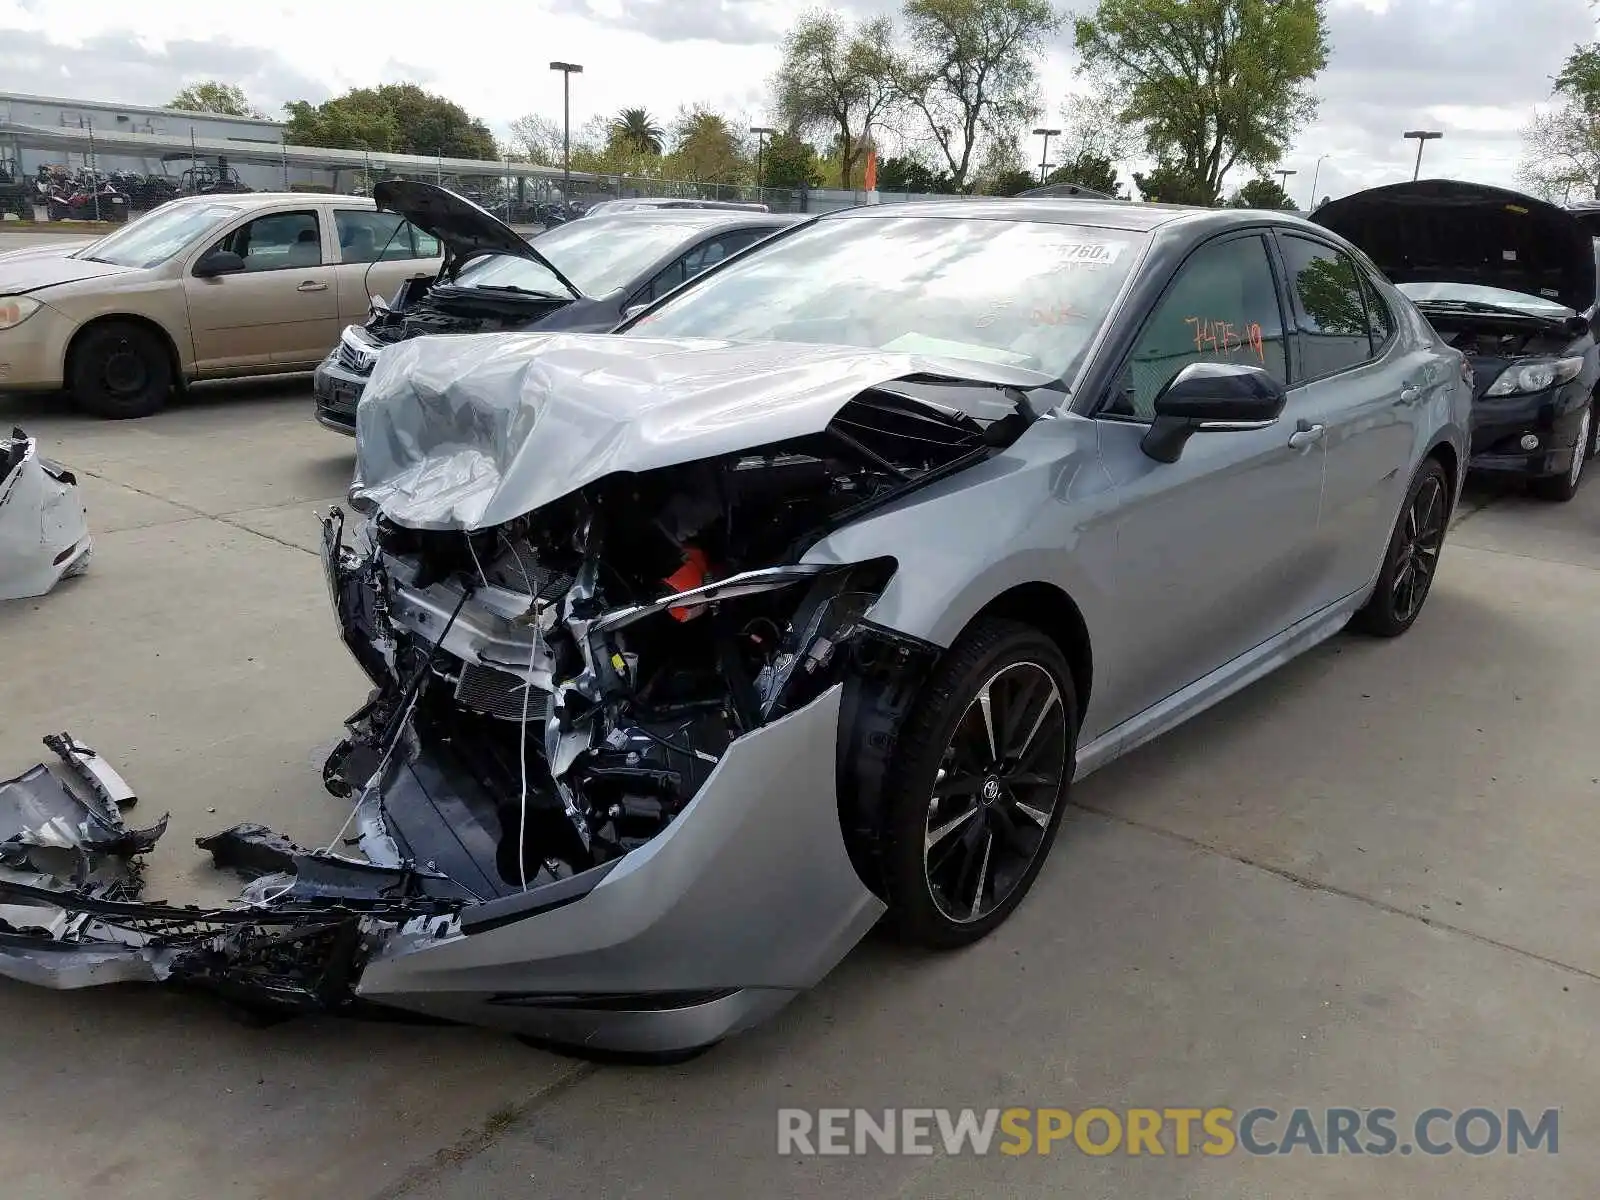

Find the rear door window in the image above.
[
  {"left": 1279, "top": 234, "right": 1382, "bottom": 379},
  {"left": 334, "top": 210, "right": 441, "bottom": 263}
]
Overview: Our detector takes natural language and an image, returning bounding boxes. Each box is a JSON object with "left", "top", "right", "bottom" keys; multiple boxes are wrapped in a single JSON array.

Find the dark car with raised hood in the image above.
[
  {"left": 312, "top": 181, "right": 798, "bottom": 432},
  {"left": 1315, "top": 179, "right": 1600, "bottom": 501}
]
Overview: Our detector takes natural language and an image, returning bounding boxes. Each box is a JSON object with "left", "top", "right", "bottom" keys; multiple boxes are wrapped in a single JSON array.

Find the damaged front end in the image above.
[{"left": 0, "top": 334, "right": 1043, "bottom": 1054}]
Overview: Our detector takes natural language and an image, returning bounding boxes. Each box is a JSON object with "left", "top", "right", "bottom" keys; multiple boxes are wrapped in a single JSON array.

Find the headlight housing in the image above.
[
  {"left": 1484, "top": 356, "right": 1585, "bottom": 397},
  {"left": 0, "top": 297, "right": 41, "bottom": 331}
]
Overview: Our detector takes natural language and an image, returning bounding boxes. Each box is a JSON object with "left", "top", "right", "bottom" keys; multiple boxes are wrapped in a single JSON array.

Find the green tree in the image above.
[
  {"left": 284, "top": 83, "right": 497, "bottom": 159},
  {"left": 1131, "top": 162, "right": 1219, "bottom": 205},
  {"left": 1045, "top": 152, "right": 1124, "bottom": 196},
  {"left": 169, "top": 81, "right": 265, "bottom": 118},
  {"left": 665, "top": 106, "right": 749, "bottom": 186},
  {"left": 1293, "top": 256, "right": 1366, "bottom": 334},
  {"left": 762, "top": 132, "right": 823, "bottom": 188},
  {"left": 877, "top": 154, "right": 956, "bottom": 192},
  {"left": 897, "top": 0, "right": 1062, "bottom": 192},
  {"left": 773, "top": 10, "right": 900, "bottom": 190},
  {"left": 611, "top": 108, "right": 665, "bottom": 156},
  {"left": 1075, "top": 0, "right": 1329, "bottom": 201},
  {"left": 1230, "top": 176, "right": 1296, "bottom": 209}
]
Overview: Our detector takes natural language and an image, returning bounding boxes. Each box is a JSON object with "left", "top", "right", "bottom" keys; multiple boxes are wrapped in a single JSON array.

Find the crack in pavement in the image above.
[{"left": 1069, "top": 801, "right": 1600, "bottom": 986}]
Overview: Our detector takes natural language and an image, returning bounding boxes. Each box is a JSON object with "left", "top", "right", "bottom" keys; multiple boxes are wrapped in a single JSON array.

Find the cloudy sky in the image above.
[{"left": 0, "top": 0, "right": 1593, "bottom": 201}]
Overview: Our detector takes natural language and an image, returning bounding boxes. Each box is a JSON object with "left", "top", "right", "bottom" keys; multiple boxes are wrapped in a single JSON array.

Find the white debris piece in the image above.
[{"left": 0, "top": 427, "right": 91, "bottom": 601}]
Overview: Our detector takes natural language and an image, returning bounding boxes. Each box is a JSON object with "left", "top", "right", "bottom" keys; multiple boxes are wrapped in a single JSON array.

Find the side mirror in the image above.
[
  {"left": 1140, "top": 362, "right": 1287, "bottom": 463},
  {"left": 193, "top": 249, "right": 246, "bottom": 278}
]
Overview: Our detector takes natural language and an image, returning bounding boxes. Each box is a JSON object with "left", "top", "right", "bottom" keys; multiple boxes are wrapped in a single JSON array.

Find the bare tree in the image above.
[
  {"left": 508, "top": 114, "right": 565, "bottom": 166},
  {"left": 1519, "top": 101, "right": 1600, "bottom": 202},
  {"left": 772, "top": 10, "right": 900, "bottom": 189},
  {"left": 896, "top": 0, "right": 1062, "bottom": 191}
]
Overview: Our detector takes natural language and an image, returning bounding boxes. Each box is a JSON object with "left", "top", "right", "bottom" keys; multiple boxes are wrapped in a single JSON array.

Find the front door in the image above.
[
  {"left": 1089, "top": 231, "right": 1327, "bottom": 730},
  {"left": 330, "top": 208, "right": 443, "bottom": 321},
  {"left": 185, "top": 208, "right": 340, "bottom": 372}
]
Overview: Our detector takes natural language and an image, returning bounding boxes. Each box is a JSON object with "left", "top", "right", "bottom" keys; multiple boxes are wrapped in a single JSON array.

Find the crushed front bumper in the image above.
[
  {"left": 0, "top": 685, "right": 884, "bottom": 1055},
  {"left": 0, "top": 427, "right": 91, "bottom": 600},
  {"left": 1468, "top": 387, "right": 1589, "bottom": 479}
]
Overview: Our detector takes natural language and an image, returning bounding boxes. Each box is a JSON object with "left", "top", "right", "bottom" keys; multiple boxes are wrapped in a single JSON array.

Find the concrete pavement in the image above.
[{"left": 1, "top": 379, "right": 1597, "bottom": 1199}]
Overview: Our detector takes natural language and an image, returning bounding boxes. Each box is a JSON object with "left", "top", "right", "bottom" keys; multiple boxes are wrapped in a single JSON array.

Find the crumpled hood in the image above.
[
  {"left": 1312, "top": 179, "right": 1596, "bottom": 313},
  {"left": 351, "top": 331, "right": 1051, "bottom": 530},
  {"left": 0, "top": 243, "right": 131, "bottom": 294}
]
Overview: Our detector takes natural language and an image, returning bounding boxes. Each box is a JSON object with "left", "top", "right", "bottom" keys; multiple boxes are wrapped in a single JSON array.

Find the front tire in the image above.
[
  {"left": 1352, "top": 458, "right": 1450, "bottom": 638},
  {"left": 1530, "top": 402, "right": 1593, "bottom": 503},
  {"left": 68, "top": 321, "right": 173, "bottom": 419},
  {"left": 880, "top": 618, "right": 1078, "bottom": 949}
]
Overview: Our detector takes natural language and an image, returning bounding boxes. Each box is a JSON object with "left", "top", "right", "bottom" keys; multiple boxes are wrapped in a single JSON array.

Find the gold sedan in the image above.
[{"left": 0, "top": 193, "right": 442, "bottom": 417}]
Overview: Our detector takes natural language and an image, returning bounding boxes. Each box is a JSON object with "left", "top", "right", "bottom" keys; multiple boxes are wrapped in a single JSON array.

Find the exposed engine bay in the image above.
[
  {"left": 367, "top": 279, "right": 571, "bottom": 347},
  {"left": 0, "top": 334, "right": 1042, "bottom": 1038},
  {"left": 1430, "top": 312, "right": 1577, "bottom": 360}
]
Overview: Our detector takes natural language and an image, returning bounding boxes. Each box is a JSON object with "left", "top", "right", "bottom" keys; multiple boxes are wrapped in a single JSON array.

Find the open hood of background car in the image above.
[
  {"left": 1312, "top": 180, "right": 1597, "bottom": 314},
  {"left": 350, "top": 330, "right": 1054, "bottom": 531},
  {"left": 373, "top": 180, "right": 581, "bottom": 298}
]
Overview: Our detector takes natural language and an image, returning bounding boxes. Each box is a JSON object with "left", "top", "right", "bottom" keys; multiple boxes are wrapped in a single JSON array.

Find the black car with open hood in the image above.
[
  {"left": 312, "top": 182, "right": 800, "bottom": 433},
  {"left": 1315, "top": 179, "right": 1600, "bottom": 501}
]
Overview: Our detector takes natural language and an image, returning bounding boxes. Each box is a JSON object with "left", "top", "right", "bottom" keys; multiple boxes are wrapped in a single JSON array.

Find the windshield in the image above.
[
  {"left": 1397, "top": 280, "right": 1574, "bottom": 318},
  {"left": 76, "top": 202, "right": 241, "bottom": 269},
  {"left": 630, "top": 215, "right": 1146, "bottom": 378},
  {"left": 452, "top": 253, "right": 572, "bottom": 297},
  {"left": 529, "top": 218, "right": 724, "bottom": 295}
]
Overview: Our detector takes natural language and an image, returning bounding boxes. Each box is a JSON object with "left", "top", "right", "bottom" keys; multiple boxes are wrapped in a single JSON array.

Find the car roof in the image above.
[
  {"left": 157, "top": 192, "right": 375, "bottom": 210},
  {"left": 821, "top": 197, "right": 1310, "bottom": 235},
  {"left": 575, "top": 209, "right": 800, "bottom": 231}
]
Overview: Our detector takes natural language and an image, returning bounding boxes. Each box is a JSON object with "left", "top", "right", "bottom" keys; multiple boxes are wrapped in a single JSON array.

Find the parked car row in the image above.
[{"left": 0, "top": 178, "right": 1485, "bottom": 1058}]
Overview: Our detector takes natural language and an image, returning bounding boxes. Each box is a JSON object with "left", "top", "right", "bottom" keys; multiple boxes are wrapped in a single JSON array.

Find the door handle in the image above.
[
  {"left": 1288, "top": 422, "right": 1325, "bottom": 450},
  {"left": 297, "top": 280, "right": 329, "bottom": 292},
  {"left": 1399, "top": 384, "right": 1422, "bottom": 402}
]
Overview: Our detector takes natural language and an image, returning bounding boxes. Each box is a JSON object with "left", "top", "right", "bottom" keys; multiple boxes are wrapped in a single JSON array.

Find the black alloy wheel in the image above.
[
  {"left": 880, "top": 619, "right": 1078, "bottom": 948},
  {"left": 1352, "top": 458, "right": 1450, "bottom": 637}
]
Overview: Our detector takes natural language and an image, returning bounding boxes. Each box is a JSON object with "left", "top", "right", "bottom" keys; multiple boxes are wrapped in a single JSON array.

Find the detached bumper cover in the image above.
[
  {"left": 0, "top": 687, "right": 883, "bottom": 1053},
  {"left": 0, "top": 427, "right": 91, "bottom": 600}
]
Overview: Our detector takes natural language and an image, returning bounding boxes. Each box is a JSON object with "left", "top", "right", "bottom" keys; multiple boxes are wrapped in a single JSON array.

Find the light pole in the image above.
[
  {"left": 1032, "top": 126, "right": 1061, "bottom": 185},
  {"left": 1307, "top": 154, "right": 1328, "bottom": 209},
  {"left": 549, "top": 61, "right": 583, "bottom": 202},
  {"left": 750, "top": 125, "right": 775, "bottom": 193},
  {"left": 1403, "top": 130, "right": 1442, "bottom": 181},
  {"left": 1273, "top": 168, "right": 1297, "bottom": 205}
]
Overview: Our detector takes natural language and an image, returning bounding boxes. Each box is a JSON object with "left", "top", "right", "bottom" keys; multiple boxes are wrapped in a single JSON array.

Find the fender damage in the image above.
[{"left": 0, "top": 332, "right": 1043, "bottom": 1052}]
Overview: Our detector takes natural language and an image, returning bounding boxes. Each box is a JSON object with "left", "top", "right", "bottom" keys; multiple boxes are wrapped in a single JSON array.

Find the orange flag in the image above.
[{"left": 864, "top": 149, "right": 878, "bottom": 192}]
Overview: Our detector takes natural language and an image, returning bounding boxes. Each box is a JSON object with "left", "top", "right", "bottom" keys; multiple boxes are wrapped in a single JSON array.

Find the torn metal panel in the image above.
[
  {"left": 0, "top": 427, "right": 92, "bottom": 601},
  {"left": 0, "top": 734, "right": 165, "bottom": 863},
  {"left": 351, "top": 331, "right": 1053, "bottom": 530}
]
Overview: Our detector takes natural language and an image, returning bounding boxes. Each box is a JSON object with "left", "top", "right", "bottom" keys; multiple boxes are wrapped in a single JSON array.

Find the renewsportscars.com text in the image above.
[{"left": 777, "top": 1106, "right": 1559, "bottom": 1157}]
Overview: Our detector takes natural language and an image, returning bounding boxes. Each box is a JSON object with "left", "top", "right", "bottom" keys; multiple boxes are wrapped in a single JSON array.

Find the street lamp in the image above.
[
  {"left": 549, "top": 61, "right": 583, "bottom": 202},
  {"left": 750, "top": 126, "right": 775, "bottom": 192},
  {"left": 1307, "top": 154, "right": 1328, "bottom": 209},
  {"left": 1274, "top": 168, "right": 1297, "bottom": 196},
  {"left": 1032, "top": 127, "right": 1062, "bottom": 185},
  {"left": 1403, "top": 130, "right": 1442, "bottom": 182}
]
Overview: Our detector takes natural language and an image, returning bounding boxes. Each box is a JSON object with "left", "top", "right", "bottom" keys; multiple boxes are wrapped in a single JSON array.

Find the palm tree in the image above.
[{"left": 610, "top": 108, "right": 664, "bottom": 156}]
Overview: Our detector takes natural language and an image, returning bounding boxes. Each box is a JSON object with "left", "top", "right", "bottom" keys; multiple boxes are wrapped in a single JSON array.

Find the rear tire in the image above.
[
  {"left": 1352, "top": 458, "right": 1450, "bottom": 638},
  {"left": 879, "top": 618, "right": 1078, "bottom": 949},
  {"left": 1530, "top": 402, "right": 1593, "bottom": 503},
  {"left": 68, "top": 321, "right": 172, "bottom": 419}
]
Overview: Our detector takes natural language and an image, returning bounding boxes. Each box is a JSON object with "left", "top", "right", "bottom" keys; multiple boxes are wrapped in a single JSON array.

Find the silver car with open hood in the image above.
[{"left": 0, "top": 200, "right": 1469, "bottom": 1058}]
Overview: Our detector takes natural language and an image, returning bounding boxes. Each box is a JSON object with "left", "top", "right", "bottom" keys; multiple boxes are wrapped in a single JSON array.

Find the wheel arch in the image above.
[
  {"left": 64, "top": 313, "right": 185, "bottom": 389},
  {"left": 1424, "top": 437, "right": 1460, "bottom": 507},
  {"left": 966, "top": 581, "right": 1094, "bottom": 720}
]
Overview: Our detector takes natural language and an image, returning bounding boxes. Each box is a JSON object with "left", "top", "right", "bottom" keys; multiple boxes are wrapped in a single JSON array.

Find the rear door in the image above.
[
  {"left": 1091, "top": 230, "right": 1327, "bottom": 726},
  {"left": 330, "top": 208, "right": 443, "bottom": 321},
  {"left": 1272, "top": 231, "right": 1423, "bottom": 603},
  {"left": 185, "top": 207, "right": 340, "bottom": 371}
]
